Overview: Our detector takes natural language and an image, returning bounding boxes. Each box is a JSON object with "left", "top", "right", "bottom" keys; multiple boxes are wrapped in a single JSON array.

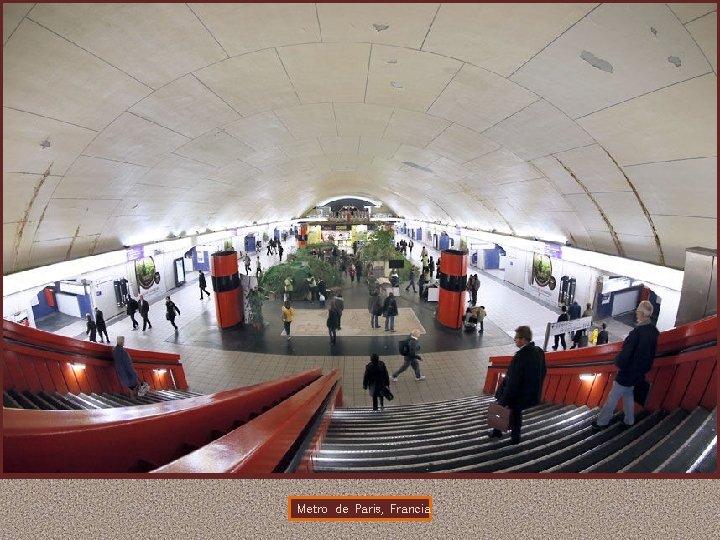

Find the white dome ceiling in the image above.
[{"left": 3, "top": 3, "right": 717, "bottom": 273}]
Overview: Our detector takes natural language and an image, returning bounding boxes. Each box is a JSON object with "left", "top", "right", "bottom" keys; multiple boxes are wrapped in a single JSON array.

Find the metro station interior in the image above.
[{"left": 2, "top": 4, "right": 717, "bottom": 475}]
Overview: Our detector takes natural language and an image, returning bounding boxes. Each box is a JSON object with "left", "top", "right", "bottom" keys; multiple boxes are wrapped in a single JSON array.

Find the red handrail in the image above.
[
  {"left": 483, "top": 315, "right": 717, "bottom": 394},
  {"left": 3, "top": 369, "right": 324, "bottom": 473},
  {"left": 152, "top": 369, "right": 341, "bottom": 474}
]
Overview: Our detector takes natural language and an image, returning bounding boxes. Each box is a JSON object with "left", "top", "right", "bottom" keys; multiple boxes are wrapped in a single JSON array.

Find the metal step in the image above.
[{"left": 655, "top": 408, "right": 717, "bottom": 473}]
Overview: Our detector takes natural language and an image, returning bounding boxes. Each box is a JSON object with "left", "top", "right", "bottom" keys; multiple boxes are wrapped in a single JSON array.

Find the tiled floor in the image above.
[{"left": 66, "top": 235, "right": 632, "bottom": 410}]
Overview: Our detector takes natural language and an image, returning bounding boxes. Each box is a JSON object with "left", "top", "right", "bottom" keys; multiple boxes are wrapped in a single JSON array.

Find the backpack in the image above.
[{"left": 399, "top": 338, "right": 411, "bottom": 356}]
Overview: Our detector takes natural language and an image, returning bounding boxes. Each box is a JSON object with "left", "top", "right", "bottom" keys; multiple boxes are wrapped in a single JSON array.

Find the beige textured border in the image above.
[{"left": 2, "top": 479, "right": 719, "bottom": 538}]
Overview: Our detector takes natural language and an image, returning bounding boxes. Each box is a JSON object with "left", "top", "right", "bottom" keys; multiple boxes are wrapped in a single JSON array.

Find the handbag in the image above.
[
  {"left": 381, "top": 386, "right": 394, "bottom": 401},
  {"left": 487, "top": 401, "right": 511, "bottom": 431},
  {"left": 633, "top": 380, "right": 651, "bottom": 407}
]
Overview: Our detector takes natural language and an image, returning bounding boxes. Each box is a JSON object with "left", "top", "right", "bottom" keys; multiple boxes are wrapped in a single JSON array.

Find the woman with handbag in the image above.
[{"left": 363, "top": 353, "right": 391, "bottom": 411}]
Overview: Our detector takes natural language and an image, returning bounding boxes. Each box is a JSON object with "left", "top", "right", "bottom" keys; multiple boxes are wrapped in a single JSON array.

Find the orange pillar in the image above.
[
  {"left": 211, "top": 250, "right": 243, "bottom": 328},
  {"left": 297, "top": 223, "right": 308, "bottom": 249},
  {"left": 437, "top": 249, "right": 467, "bottom": 329}
]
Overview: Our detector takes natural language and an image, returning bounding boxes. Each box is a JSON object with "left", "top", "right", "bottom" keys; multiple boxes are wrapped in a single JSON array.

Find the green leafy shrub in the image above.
[{"left": 260, "top": 246, "right": 342, "bottom": 297}]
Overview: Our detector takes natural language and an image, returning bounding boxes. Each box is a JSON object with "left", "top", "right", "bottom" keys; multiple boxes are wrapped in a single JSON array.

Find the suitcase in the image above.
[{"left": 487, "top": 401, "right": 511, "bottom": 431}]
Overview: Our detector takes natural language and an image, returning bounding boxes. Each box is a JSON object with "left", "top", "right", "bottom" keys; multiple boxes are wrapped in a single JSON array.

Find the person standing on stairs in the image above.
[
  {"left": 112, "top": 336, "right": 149, "bottom": 398},
  {"left": 488, "top": 325, "right": 546, "bottom": 445},
  {"left": 363, "top": 353, "right": 391, "bottom": 411}
]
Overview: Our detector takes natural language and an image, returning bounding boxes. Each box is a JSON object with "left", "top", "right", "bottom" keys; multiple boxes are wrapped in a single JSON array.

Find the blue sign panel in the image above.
[{"left": 126, "top": 245, "right": 145, "bottom": 262}]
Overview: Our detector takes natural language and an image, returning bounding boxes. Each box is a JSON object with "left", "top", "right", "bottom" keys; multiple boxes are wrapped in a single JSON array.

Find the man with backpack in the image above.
[{"left": 392, "top": 329, "right": 425, "bottom": 381}]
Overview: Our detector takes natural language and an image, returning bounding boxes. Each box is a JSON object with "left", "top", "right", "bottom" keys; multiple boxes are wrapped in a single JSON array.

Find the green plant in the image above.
[
  {"left": 357, "top": 229, "right": 414, "bottom": 279},
  {"left": 259, "top": 246, "right": 341, "bottom": 298}
]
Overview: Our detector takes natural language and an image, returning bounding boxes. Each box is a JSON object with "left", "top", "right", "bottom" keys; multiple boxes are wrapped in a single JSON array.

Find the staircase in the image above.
[
  {"left": 4, "top": 388, "right": 203, "bottom": 410},
  {"left": 313, "top": 396, "right": 716, "bottom": 473}
]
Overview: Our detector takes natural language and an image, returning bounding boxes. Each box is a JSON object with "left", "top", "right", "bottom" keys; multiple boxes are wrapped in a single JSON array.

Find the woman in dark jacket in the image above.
[
  {"left": 165, "top": 296, "right": 181, "bottom": 330},
  {"left": 363, "top": 353, "right": 391, "bottom": 411},
  {"left": 326, "top": 300, "right": 340, "bottom": 345}
]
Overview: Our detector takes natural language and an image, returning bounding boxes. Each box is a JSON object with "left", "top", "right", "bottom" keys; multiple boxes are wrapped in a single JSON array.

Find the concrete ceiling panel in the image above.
[
  {"left": 564, "top": 193, "right": 611, "bottom": 232},
  {"left": 553, "top": 144, "right": 631, "bottom": 193},
  {"left": 223, "top": 112, "right": 295, "bottom": 151},
  {"left": 3, "top": 108, "right": 97, "bottom": 177},
  {"left": 427, "top": 64, "right": 538, "bottom": 132},
  {"left": 84, "top": 113, "right": 189, "bottom": 167},
  {"left": 317, "top": 3, "right": 438, "bottom": 49},
  {"left": 464, "top": 148, "right": 543, "bottom": 184},
  {"left": 54, "top": 156, "right": 146, "bottom": 198},
  {"left": 30, "top": 3, "right": 226, "bottom": 89},
  {"left": 34, "top": 198, "right": 120, "bottom": 241},
  {"left": 209, "top": 161, "right": 262, "bottom": 185},
  {"left": 188, "top": 3, "right": 320, "bottom": 57},
  {"left": 3, "top": 20, "right": 150, "bottom": 131},
  {"left": 3, "top": 172, "right": 62, "bottom": 224},
  {"left": 3, "top": 3, "right": 32, "bottom": 44},
  {"left": 686, "top": 12, "right": 717, "bottom": 72},
  {"left": 591, "top": 192, "right": 655, "bottom": 236},
  {"left": 512, "top": 4, "right": 712, "bottom": 119},
  {"left": 652, "top": 215, "right": 717, "bottom": 268},
  {"left": 426, "top": 124, "right": 500, "bottom": 164},
  {"left": 484, "top": 100, "right": 596, "bottom": 161},
  {"left": 140, "top": 156, "right": 217, "bottom": 190},
  {"left": 668, "top": 3, "right": 716, "bottom": 24},
  {"left": 130, "top": 75, "right": 239, "bottom": 139},
  {"left": 617, "top": 233, "right": 663, "bottom": 265},
  {"left": 174, "top": 129, "right": 255, "bottom": 168},
  {"left": 359, "top": 138, "right": 403, "bottom": 159},
  {"left": 531, "top": 156, "right": 584, "bottom": 195},
  {"left": 424, "top": 3, "right": 596, "bottom": 76},
  {"left": 578, "top": 74, "right": 717, "bottom": 165},
  {"left": 194, "top": 50, "right": 300, "bottom": 117},
  {"left": 330, "top": 103, "right": 393, "bottom": 138},
  {"left": 366, "top": 45, "right": 462, "bottom": 111},
  {"left": 383, "top": 109, "right": 450, "bottom": 147},
  {"left": 318, "top": 136, "right": 360, "bottom": 156},
  {"left": 277, "top": 43, "right": 370, "bottom": 104},
  {"left": 274, "top": 103, "right": 338, "bottom": 139},
  {"left": 623, "top": 157, "right": 717, "bottom": 218}
]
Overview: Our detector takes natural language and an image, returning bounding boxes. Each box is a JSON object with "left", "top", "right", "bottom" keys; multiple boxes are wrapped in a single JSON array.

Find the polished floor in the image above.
[{"left": 60, "top": 234, "right": 632, "bottom": 408}]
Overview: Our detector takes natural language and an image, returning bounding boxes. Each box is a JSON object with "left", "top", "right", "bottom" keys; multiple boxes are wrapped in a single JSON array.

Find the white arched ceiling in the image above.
[{"left": 3, "top": 3, "right": 717, "bottom": 273}]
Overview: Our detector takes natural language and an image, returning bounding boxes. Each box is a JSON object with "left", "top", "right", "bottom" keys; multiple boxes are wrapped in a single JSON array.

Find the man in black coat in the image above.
[
  {"left": 489, "top": 325, "right": 547, "bottom": 444},
  {"left": 363, "top": 353, "right": 391, "bottom": 411},
  {"left": 138, "top": 294, "right": 152, "bottom": 331},
  {"left": 126, "top": 296, "right": 139, "bottom": 330},
  {"left": 593, "top": 300, "right": 659, "bottom": 430}
]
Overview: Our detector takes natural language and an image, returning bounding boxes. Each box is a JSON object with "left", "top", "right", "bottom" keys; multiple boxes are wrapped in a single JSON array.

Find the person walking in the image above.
[
  {"left": 405, "top": 266, "right": 417, "bottom": 293},
  {"left": 256, "top": 256, "right": 262, "bottom": 277},
  {"left": 596, "top": 323, "right": 609, "bottom": 345},
  {"left": 334, "top": 290, "right": 344, "bottom": 330},
  {"left": 363, "top": 353, "right": 391, "bottom": 411},
  {"left": 165, "top": 296, "right": 180, "bottom": 330},
  {"left": 112, "top": 336, "right": 149, "bottom": 398},
  {"left": 551, "top": 306, "right": 569, "bottom": 350},
  {"left": 408, "top": 239, "right": 414, "bottom": 255},
  {"left": 278, "top": 243, "right": 284, "bottom": 262},
  {"left": 327, "top": 299, "right": 340, "bottom": 345},
  {"left": 126, "top": 295, "right": 139, "bottom": 330},
  {"left": 488, "top": 325, "right": 547, "bottom": 444},
  {"left": 592, "top": 301, "right": 659, "bottom": 431},
  {"left": 477, "top": 305, "right": 487, "bottom": 333},
  {"left": 94, "top": 307, "right": 109, "bottom": 343},
  {"left": 471, "top": 274, "right": 480, "bottom": 306},
  {"left": 281, "top": 300, "right": 294, "bottom": 340},
  {"left": 348, "top": 262, "right": 356, "bottom": 283},
  {"left": 369, "top": 293, "right": 382, "bottom": 329},
  {"left": 198, "top": 270, "right": 211, "bottom": 299},
  {"left": 139, "top": 295, "right": 152, "bottom": 331},
  {"left": 85, "top": 313, "right": 97, "bottom": 342},
  {"left": 392, "top": 329, "right": 425, "bottom": 381},
  {"left": 244, "top": 253, "right": 251, "bottom": 275},
  {"left": 383, "top": 291, "right": 398, "bottom": 332}
]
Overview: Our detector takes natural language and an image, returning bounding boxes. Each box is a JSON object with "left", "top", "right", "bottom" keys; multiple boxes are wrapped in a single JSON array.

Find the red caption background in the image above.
[{"left": 288, "top": 497, "right": 432, "bottom": 521}]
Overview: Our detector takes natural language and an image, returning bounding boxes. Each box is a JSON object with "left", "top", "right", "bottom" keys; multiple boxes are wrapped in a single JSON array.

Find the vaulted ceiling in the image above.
[{"left": 3, "top": 3, "right": 717, "bottom": 274}]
